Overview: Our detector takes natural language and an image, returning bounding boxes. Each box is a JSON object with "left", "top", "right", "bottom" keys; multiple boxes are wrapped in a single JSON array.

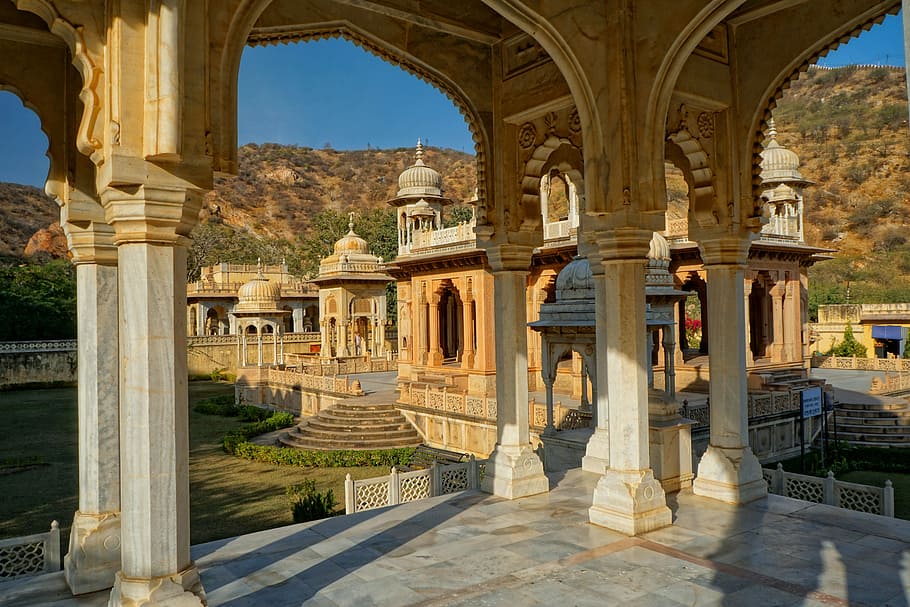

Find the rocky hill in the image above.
[{"left": 1, "top": 65, "right": 908, "bottom": 307}]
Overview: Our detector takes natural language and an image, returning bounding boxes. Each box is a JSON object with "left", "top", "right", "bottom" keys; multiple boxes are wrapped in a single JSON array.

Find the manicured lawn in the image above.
[
  {"left": 0, "top": 383, "right": 386, "bottom": 546},
  {"left": 838, "top": 470, "right": 910, "bottom": 521}
]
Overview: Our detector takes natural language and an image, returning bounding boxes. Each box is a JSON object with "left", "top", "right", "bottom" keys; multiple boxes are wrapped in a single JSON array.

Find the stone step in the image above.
[
  {"left": 279, "top": 432, "right": 420, "bottom": 451},
  {"left": 836, "top": 402, "right": 908, "bottom": 412},
  {"left": 834, "top": 416, "right": 910, "bottom": 427},
  {"left": 293, "top": 425, "right": 420, "bottom": 441},
  {"left": 834, "top": 410, "right": 910, "bottom": 421},
  {"left": 332, "top": 402, "right": 400, "bottom": 412},
  {"left": 305, "top": 417, "right": 414, "bottom": 432},
  {"left": 839, "top": 440, "right": 910, "bottom": 449},
  {"left": 834, "top": 423, "right": 910, "bottom": 435},
  {"left": 835, "top": 431, "right": 910, "bottom": 444}
]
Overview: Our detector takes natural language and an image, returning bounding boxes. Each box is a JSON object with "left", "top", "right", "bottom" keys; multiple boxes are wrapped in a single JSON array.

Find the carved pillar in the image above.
[
  {"left": 195, "top": 303, "right": 206, "bottom": 337},
  {"left": 582, "top": 253, "right": 609, "bottom": 474},
  {"left": 462, "top": 294, "right": 475, "bottom": 369},
  {"left": 61, "top": 199, "right": 122, "bottom": 595},
  {"left": 771, "top": 281, "right": 785, "bottom": 362},
  {"left": 428, "top": 293, "right": 442, "bottom": 366},
  {"left": 662, "top": 325, "right": 677, "bottom": 400},
  {"left": 784, "top": 280, "right": 799, "bottom": 362},
  {"left": 541, "top": 342, "right": 557, "bottom": 436},
  {"left": 417, "top": 286, "right": 428, "bottom": 365},
  {"left": 693, "top": 239, "right": 766, "bottom": 504},
  {"left": 103, "top": 185, "right": 205, "bottom": 607},
  {"left": 743, "top": 279, "right": 754, "bottom": 366},
  {"left": 480, "top": 245, "right": 548, "bottom": 499},
  {"left": 589, "top": 231, "right": 671, "bottom": 535}
]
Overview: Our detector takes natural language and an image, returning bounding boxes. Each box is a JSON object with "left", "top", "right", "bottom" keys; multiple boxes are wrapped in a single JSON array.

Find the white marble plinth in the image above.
[
  {"left": 480, "top": 444, "right": 549, "bottom": 499},
  {"left": 108, "top": 565, "right": 205, "bottom": 607},
  {"left": 581, "top": 427, "right": 609, "bottom": 474},
  {"left": 649, "top": 418, "right": 694, "bottom": 493},
  {"left": 64, "top": 511, "right": 121, "bottom": 595},
  {"left": 589, "top": 468, "right": 672, "bottom": 535},
  {"left": 693, "top": 444, "right": 767, "bottom": 504}
]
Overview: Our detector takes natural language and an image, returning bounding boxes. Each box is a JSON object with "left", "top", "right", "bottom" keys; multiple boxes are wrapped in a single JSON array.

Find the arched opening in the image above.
[{"left": 437, "top": 285, "right": 463, "bottom": 362}]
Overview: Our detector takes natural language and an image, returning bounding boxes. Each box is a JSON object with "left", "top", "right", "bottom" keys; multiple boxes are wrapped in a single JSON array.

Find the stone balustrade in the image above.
[
  {"left": 871, "top": 372, "right": 910, "bottom": 394},
  {"left": 763, "top": 463, "right": 894, "bottom": 517},
  {"left": 682, "top": 389, "right": 802, "bottom": 429},
  {"left": 402, "top": 383, "right": 497, "bottom": 420},
  {"left": 264, "top": 367, "right": 359, "bottom": 395},
  {"left": 344, "top": 459, "right": 481, "bottom": 514},
  {"left": 0, "top": 340, "right": 77, "bottom": 353},
  {"left": 543, "top": 219, "right": 572, "bottom": 241},
  {"left": 0, "top": 521, "right": 61, "bottom": 582},
  {"left": 813, "top": 354, "right": 910, "bottom": 373},
  {"left": 288, "top": 355, "right": 397, "bottom": 376}
]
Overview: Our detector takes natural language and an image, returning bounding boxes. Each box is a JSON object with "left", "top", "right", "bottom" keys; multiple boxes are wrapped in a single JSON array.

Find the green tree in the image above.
[
  {"left": 826, "top": 321, "right": 867, "bottom": 357},
  {"left": 0, "top": 258, "right": 76, "bottom": 340}
]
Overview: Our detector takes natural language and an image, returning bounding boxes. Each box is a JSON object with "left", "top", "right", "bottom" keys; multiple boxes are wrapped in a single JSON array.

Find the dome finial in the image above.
[
  {"left": 256, "top": 257, "right": 263, "bottom": 276},
  {"left": 415, "top": 139, "right": 424, "bottom": 166},
  {"left": 768, "top": 117, "right": 777, "bottom": 140},
  {"left": 348, "top": 211, "right": 355, "bottom": 233}
]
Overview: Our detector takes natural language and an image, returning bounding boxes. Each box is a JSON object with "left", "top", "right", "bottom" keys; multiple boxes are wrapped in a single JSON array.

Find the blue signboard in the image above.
[{"left": 801, "top": 386, "right": 823, "bottom": 418}]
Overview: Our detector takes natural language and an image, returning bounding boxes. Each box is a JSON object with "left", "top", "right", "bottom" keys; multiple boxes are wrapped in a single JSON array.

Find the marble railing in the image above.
[
  {"left": 813, "top": 355, "right": 910, "bottom": 372},
  {"left": 871, "top": 372, "right": 910, "bottom": 394},
  {"left": 763, "top": 463, "right": 894, "bottom": 517},
  {"left": 0, "top": 340, "right": 77, "bottom": 353},
  {"left": 188, "top": 282, "right": 317, "bottom": 296},
  {"left": 344, "top": 459, "right": 480, "bottom": 514},
  {"left": 290, "top": 355, "right": 397, "bottom": 376},
  {"left": 681, "top": 389, "right": 801, "bottom": 428},
  {"left": 402, "top": 383, "right": 497, "bottom": 420},
  {"left": 318, "top": 261, "right": 386, "bottom": 275},
  {"left": 187, "top": 332, "right": 321, "bottom": 346},
  {"left": 264, "top": 367, "right": 360, "bottom": 395},
  {"left": 0, "top": 521, "right": 61, "bottom": 581},
  {"left": 543, "top": 219, "right": 572, "bottom": 241}
]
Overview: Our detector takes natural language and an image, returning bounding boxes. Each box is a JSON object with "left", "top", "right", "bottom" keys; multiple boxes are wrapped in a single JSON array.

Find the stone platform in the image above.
[{"left": 4, "top": 468, "right": 908, "bottom": 606}]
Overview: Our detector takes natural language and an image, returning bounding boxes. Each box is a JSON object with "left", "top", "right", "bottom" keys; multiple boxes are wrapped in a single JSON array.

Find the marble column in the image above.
[
  {"left": 693, "top": 240, "right": 766, "bottom": 504},
  {"left": 480, "top": 245, "right": 548, "bottom": 499},
  {"left": 662, "top": 325, "right": 677, "bottom": 400},
  {"left": 784, "top": 281, "right": 799, "bottom": 362},
  {"left": 541, "top": 343, "right": 557, "bottom": 436},
  {"left": 771, "top": 282, "right": 785, "bottom": 362},
  {"left": 582, "top": 253, "right": 609, "bottom": 474},
  {"left": 61, "top": 202, "right": 122, "bottom": 596},
  {"left": 743, "top": 280, "right": 754, "bottom": 366},
  {"left": 103, "top": 185, "right": 205, "bottom": 607},
  {"left": 195, "top": 303, "right": 206, "bottom": 337},
  {"left": 462, "top": 295, "right": 475, "bottom": 369},
  {"left": 338, "top": 321, "right": 349, "bottom": 357},
  {"left": 417, "top": 289, "right": 428, "bottom": 365},
  {"left": 589, "top": 231, "right": 671, "bottom": 535},
  {"left": 428, "top": 295, "right": 442, "bottom": 365}
]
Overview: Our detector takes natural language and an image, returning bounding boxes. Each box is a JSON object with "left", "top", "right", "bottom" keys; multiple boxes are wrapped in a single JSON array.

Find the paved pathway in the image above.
[{"left": 7, "top": 468, "right": 908, "bottom": 606}]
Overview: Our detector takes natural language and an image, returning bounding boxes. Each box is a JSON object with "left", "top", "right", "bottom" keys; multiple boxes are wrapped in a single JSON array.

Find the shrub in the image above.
[
  {"left": 825, "top": 321, "right": 867, "bottom": 357},
  {"left": 222, "top": 412, "right": 296, "bottom": 452},
  {"left": 226, "top": 441, "right": 415, "bottom": 468},
  {"left": 287, "top": 480, "right": 337, "bottom": 522}
]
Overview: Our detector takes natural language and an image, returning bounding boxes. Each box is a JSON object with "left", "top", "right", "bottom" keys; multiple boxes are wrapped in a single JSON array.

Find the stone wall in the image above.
[{"left": 0, "top": 342, "right": 78, "bottom": 389}]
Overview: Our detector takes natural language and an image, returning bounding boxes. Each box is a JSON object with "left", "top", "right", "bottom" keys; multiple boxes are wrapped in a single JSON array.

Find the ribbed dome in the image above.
[
  {"left": 410, "top": 199, "right": 436, "bottom": 219},
  {"left": 333, "top": 224, "right": 369, "bottom": 255},
  {"left": 648, "top": 232, "right": 671, "bottom": 261},
  {"left": 397, "top": 141, "right": 443, "bottom": 198},
  {"left": 555, "top": 256, "right": 594, "bottom": 301},
  {"left": 236, "top": 271, "right": 281, "bottom": 311},
  {"left": 760, "top": 120, "right": 804, "bottom": 183}
]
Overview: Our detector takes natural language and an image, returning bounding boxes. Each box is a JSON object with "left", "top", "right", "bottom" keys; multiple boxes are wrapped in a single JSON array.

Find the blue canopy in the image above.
[{"left": 872, "top": 325, "right": 903, "bottom": 340}]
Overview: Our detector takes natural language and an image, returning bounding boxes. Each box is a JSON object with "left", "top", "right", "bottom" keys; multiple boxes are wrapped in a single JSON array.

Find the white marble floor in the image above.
[{"left": 4, "top": 468, "right": 908, "bottom": 606}]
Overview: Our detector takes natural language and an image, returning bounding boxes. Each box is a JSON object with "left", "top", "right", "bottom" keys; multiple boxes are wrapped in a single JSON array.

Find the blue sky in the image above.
[{"left": 0, "top": 12, "right": 905, "bottom": 188}]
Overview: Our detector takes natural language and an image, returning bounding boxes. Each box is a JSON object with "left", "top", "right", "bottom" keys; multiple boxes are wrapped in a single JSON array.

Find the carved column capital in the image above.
[
  {"left": 60, "top": 199, "right": 117, "bottom": 266},
  {"left": 101, "top": 184, "right": 202, "bottom": 246},
  {"left": 697, "top": 237, "right": 751, "bottom": 268},
  {"left": 485, "top": 243, "right": 534, "bottom": 273},
  {"left": 595, "top": 227, "right": 653, "bottom": 262}
]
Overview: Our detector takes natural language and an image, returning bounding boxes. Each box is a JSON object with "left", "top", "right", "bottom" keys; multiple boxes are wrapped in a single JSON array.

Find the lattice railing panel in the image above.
[
  {"left": 399, "top": 471, "right": 431, "bottom": 503},
  {"left": 784, "top": 476, "right": 824, "bottom": 504},
  {"left": 0, "top": 541, "right": 46, "bottom": 579},
  {"left": 354, "top": 480, "right": 389, "bottom": 511},
  {"left": 440, "top": 465, "right": 469, "bottom": 494},
  {"left": 836, "top": 484, "right": 882, "bottom": 514},
  {"left": 762, "top": 469, "right": 775, "bottom": 492}
]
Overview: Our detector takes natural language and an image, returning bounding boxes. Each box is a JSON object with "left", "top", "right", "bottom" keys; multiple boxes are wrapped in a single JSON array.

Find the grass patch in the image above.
[
  {"left": 838, "top": 470, "right": 910, "bottom": 520},
  {"left": 0, "top": 383, "right": 387, "bottom": 546}
]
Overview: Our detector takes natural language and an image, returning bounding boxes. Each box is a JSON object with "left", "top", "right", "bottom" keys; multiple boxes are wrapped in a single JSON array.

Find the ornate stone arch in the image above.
[
  {"left": 216, "top": 2, "right": 492, "bottom": 207},
  {"left": 13, "top": 1, "right": 102, "bottom": 163},
  {"left": 746, "top": 5, "right": 899, "bottom": 201},
  {"left": 0, "top": 84, "right": 60, "bottom": 197},
  {"left": 665, "top": 128, "right": 717, "bottom": 230},
  {"left": 520, "top": 136, "right": 584, "bottom": 233}
]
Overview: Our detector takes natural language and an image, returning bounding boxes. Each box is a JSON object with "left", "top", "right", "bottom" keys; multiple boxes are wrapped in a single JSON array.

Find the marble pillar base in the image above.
[
  {"left": 581, "top": 427, "right": 610, "bottom": 474},
  {"left": 108, "top": 565, "right": 205, "bottom": 607},
  {"left": 649, "top": 417, "right": 695, "bottom": 494},
  {"left": 64, "top": 511, "right": 121, "bottom": 595},
  {"left": 693, "top": 444, "right": 767, "bottom": 504},
  {"left": 589, "top": 468, "right": 672, "bottom": 536},
  {"left": 480, "top": 444, "right": 549, "bottom": 499}
]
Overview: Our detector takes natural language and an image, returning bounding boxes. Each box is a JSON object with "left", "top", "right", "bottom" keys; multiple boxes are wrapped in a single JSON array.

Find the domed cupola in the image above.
[
  {"left": 333, "top": 219, "right": 370, "bottom": 256},
  {"left": 646, "top": 232, "right": 676, "bottom": 289},
  {"left": 760, "top": 119, "right": 807, "bottom": 185},
  {"left": 555, "top": 256, "right": 594, "bottom": 301},
  {"left": 396, "top": 140, "right": 443, "bottom": 198},
  {"left": 236, "top": 263, "right": 281, "bottom": 312}
]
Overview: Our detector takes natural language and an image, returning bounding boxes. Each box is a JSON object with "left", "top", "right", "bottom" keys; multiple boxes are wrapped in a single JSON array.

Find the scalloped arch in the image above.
[
  {"left": 14, "top": 0, "right": 102, "bottom": 164},
  {"left": 749, "top": 5, "right": 899, "bottom": 199},
  {"left": 219, "top": 3, "right": 490, "bottom": 205},
  {"left": 0, "top": 86, "right": 56, "bottom": 198},
  {"left": 666, "top": 128, "right": 717, "bottom": 229},
  {"left": 521, "top": 136, "right": 584, "bottom": 231}
]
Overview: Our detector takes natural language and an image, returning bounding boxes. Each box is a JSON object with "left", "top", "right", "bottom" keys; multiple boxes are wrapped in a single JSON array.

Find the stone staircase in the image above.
[
  {"left": 280, "top": 400, "right": 422, "bottom": 451},
  {"left": 834, "top": 399, "right": 910, "bottom": 447}
]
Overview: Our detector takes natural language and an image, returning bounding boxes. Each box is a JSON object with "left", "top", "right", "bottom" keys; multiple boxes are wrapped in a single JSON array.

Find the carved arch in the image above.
[
  {"left": 747, "top": 5, "right": 899, "bottom": 200},
  {"left": 0, "top": 85, "right": 58, "bottom": 198},
  {"left": 520, "top": 136, "right": 584, "bottom": 233},
  {"left": 665, "top": 128, "right": 717, "bottom": 230},
  {"left": 216, "top": 2, "right": 491, "bottom": 207},
  {"left": 14, "top": 1, "right": 102, "bottom": 163}
]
